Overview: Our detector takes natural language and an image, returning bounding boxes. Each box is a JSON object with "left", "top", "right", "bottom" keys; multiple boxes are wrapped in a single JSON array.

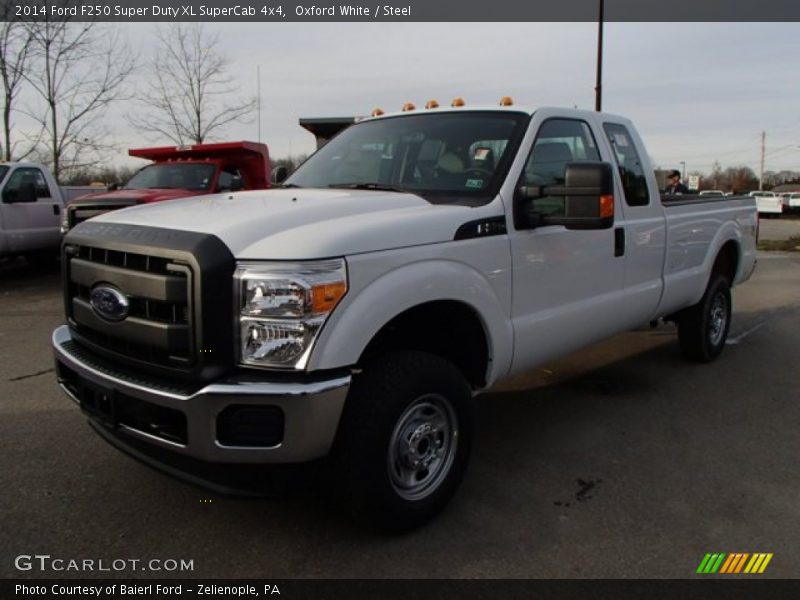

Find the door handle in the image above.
[
  {"left": 614, "top": 227, "right": 625, "bottom": 257},
  {"left": 53, "top": 205, "right": 60, "bottom": 215}
]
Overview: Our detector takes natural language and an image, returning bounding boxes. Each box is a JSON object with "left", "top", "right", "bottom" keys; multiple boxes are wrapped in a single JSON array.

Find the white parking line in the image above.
[{"left": 726, "top": 321, "right": 768, "bottom": 345}]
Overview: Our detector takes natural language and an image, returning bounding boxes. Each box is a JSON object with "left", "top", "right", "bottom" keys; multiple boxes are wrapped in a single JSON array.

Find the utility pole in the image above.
[
  {"left": 759, "top": 131, "right": 765, "bottom": 191},
  {"left": 594, "top": 0, "right": 604, "bottom": 111},
  {"left": 257, "top": 65, "right": 262, "bottom": 143}
]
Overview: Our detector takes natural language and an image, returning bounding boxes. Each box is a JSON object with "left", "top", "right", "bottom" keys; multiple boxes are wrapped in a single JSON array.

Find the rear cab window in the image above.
[{"left": 602, "top": 123, "right": 650, "bottom": 207}]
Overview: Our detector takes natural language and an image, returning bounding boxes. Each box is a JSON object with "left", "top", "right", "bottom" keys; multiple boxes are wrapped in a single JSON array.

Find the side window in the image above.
[
  {"left": 217, "top": 166, "right": 243, "bottom": 191},
  {"left": 603, "top": 123, "right": 649, "bottom": 207},
  {"left": 522, "top": 119, "right": 600, "bottom": 216},
  {"left": 3, "top": 168, "right": 50, "bottom": 203}
]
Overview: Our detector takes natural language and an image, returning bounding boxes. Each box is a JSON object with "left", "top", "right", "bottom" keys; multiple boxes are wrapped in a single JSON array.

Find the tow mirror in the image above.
[
  {"left": 271, "top": 165, "right": 288, "bottom": 185},
  {"left": 518, "top": 161, "right": 615, "bottom": 230}
]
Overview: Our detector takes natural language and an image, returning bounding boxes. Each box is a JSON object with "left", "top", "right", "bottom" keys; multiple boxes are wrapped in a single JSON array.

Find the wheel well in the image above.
[
  {"left": 358, "top": 301, "right": 490, "bottom": 389},
  {"left": 713, "top": 241, "right": 739, "bottom": 282}
]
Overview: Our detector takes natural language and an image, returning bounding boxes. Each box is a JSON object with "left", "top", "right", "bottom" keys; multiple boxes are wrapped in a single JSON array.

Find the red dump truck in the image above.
[{"left": 62, "top": 141, "right": 271, "bottom": 232}]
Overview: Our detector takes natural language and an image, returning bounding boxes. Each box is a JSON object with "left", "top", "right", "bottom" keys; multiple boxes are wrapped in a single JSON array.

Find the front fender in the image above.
[{"left": 307, "top": 252, "right": 513, "bottom": 387}]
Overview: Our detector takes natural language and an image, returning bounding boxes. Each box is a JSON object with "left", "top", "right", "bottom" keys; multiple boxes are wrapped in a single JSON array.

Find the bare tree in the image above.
[
  {"left": 0, "top": 21, "right": 35, "bottom": 161},
  {"left": 130, "top": 24, "right": 256, "bottom": 145},
  {"left": 24, "top": 14, "right": 135, "bottom": 182}
]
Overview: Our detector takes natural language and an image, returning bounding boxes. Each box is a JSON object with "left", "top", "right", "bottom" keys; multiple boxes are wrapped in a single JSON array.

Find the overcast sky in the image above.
[{"left": 16, "top": 22, "right": 800, "bottom": 175}]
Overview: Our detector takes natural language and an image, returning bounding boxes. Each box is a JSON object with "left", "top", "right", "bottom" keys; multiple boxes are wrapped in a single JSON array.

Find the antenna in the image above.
[{"left": 257, "top": 65, "right": 262, "bottom": 143}]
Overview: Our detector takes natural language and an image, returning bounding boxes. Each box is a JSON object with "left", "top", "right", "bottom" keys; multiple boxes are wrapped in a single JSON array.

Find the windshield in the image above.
[
  {"left": 286, "top": 111, "right": 529, "bottom": 203},
  {"left": 125, "top": 163, "right": 216, "bottom": 191}
]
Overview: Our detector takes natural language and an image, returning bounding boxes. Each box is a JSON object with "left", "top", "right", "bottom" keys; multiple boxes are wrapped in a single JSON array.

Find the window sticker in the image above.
[
  {"left": 473, "top": 148, "right": 490, "bottom": 161},
  {"left": 465, "top": 179, "right": 484, "bottom": 189}
]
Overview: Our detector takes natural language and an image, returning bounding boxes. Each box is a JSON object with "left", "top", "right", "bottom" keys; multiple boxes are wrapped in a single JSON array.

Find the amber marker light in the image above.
[
  {"left": 425, "top": 99, "right": 439, "bottom": 109},
  {"left": 451, "top": 97, "right": 465, "bottom": 107},
  {"left": 401, "top": 102, "right": 416, "bottom": 112},
  {"left": 311, "top": 281, "right": 348, "bottom": 314},
  {"left": 371, "top": 107, "right": 385, "bottom": 117},
  {"left": 600, "top": 195, "right": 614, "bottom": 218},
  {"left": 499, "top": 96, "right": 514, "bottom": 106}
]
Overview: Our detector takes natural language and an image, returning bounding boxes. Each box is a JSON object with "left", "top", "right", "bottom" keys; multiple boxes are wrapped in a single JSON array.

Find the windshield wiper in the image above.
[
  {"left": 328, "top": 183, "right": 409, "bottom": 193},
  {"left": 273, "top": 183, "right": 302, "bottom": 189}
]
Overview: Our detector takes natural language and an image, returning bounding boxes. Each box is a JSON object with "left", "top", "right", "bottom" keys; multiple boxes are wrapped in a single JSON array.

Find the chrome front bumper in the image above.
[{"left": 52, "top": 325, "right": 350, "bottom": 465}]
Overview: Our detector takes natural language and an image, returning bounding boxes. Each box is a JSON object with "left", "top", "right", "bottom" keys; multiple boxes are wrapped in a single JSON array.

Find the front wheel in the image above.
[
  {"left": 328, "top": 351, "right": 473, "bottom": 532},
  {"left": 678, "top": 274, "right": 732, "bottom": 362}
]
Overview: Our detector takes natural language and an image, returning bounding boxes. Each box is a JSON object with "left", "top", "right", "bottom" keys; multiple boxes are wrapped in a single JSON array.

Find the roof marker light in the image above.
[
  {"left": 425, "top": 99, "right": 439, "bottom": 109},
  {"left": 451, "top": 97, "right": 465, "bottom": 107},
  {"left": 499, "top": 96, "right": 514, "bottom": 106},
  {"left": 401, "top": 102, "right": 416, "bottom": 112},
  {"left": 371, "top": 107, "right": 384, "bottom": 117}
]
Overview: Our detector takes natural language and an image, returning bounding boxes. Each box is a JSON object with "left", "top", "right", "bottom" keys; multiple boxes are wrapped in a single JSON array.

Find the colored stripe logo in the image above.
[{"left": 696, "top": 553, "right": 773, "bottom": 574}]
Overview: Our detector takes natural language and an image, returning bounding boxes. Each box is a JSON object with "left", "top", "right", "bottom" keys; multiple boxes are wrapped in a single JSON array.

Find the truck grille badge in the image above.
[{"left": 90, "top": 285, "right": 130, "bottom": 322}]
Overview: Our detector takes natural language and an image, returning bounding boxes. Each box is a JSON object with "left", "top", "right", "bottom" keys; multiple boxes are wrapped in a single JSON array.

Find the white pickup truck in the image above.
[
  {"left": 52, "top": 105, "right": 757, "bottom": 530},
  {"left": 0, "top": 162, "right": 65, "bottom": 265},
  {"left": 750, "top": 190, "right": 782, "bottom": 217}
]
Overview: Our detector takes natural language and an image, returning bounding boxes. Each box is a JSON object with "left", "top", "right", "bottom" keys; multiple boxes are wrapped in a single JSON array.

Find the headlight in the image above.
[{"left": 236, "top": 260, "right": 347, "bottom": 368}]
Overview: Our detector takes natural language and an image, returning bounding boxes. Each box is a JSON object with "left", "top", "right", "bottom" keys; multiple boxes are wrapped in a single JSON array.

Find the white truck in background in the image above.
[
  {"left": 0, "top": 162, "right": 65, "bottom": 265},
  {"left": 749, "top": 190, "right": 782, "bottom": 217},
  {"left": 53, "top": 104, "right": 757, "bottom": 531}
]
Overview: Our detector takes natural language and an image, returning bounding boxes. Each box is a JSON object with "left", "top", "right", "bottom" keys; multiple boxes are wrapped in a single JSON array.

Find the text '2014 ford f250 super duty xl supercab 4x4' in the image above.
[{"left": 53, "top": 103, "right": 757, "bottom": 530}]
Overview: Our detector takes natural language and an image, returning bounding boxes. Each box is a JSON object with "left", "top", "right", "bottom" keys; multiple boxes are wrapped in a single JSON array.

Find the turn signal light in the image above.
[
  {"left": 371, "top": 107, "right": 384, "bottom": 117},
  {"left": 600, "top": 195, "right": 614, "bottom": 218},
  {"left": 451, "top": 97, "right": 465, "bottom": 107},
  {"left": 499, "top": 96, "right": 514, "bottom": 106},
  {"left": 425, "top": 99, "right": 439, "bottom": 109},
  {"left": 311, "top": 281, "right": 348, "bottom": 314},
  {"left": 401, "top": 102, "right": 416, "bottom": 112}
]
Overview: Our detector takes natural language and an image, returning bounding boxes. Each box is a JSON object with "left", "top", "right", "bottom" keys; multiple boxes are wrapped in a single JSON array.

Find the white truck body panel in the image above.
[
  {"left": 750, "top": 191, "right": 782, "bottom": 215},
  {"left": 0, "top": 162, "right": 64, "bottom": 258}
]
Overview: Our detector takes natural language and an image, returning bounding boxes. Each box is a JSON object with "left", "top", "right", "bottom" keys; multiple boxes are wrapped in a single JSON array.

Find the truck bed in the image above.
[{"left": 658, "top": 194, "right": 758, "bottom": 317}]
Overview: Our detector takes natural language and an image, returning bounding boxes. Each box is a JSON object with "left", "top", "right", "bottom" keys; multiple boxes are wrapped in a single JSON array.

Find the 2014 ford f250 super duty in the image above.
[{"left": 52, "top": 105, "right": 757, "bottom": 530}]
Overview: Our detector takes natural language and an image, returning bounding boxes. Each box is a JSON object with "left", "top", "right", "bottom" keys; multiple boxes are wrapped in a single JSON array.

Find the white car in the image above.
[
  {"left": 749, "top": 191, "right": 782, "bottom": 217},
  {"left": 699, "top": 190, "right": 726, "bottom": 197},
  {"left": 53, "top": 105, "right": 758, "bottom": 530}
]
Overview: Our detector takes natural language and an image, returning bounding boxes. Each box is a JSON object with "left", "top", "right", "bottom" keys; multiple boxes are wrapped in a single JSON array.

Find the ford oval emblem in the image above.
[{"left": 90, "top": 285, "right": 130, "bottom": 322}]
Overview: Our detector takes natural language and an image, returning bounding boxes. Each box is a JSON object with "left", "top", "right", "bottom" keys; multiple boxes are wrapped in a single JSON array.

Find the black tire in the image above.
[
  {"left": 678, "top": 274, "right": 732, "bottom": 363},
  {"left": 328, "top": 351, "right": 473, "bottom": 532}
]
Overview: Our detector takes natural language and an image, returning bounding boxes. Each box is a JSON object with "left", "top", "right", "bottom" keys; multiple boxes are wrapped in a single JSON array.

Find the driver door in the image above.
[{"left": 508, "top": 116, "right": 626, "bottom": 374}]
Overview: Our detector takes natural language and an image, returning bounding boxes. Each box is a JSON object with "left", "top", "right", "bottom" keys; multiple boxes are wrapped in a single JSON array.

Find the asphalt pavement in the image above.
[{"left": 1, "top": 250, "right": 798, "bottom": 579}]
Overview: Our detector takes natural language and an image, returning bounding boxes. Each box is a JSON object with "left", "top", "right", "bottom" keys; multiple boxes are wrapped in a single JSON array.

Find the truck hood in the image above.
[
  {"left": 91, "top": 188, "right": 482, "bottom": 259},
  {"left": 70, "top": 188, "right": 201, "bottom": 205}
]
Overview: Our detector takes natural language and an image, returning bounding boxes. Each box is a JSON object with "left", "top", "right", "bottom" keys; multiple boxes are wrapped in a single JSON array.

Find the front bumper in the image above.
[{"left": 52, "top": 325, "right": 350, "bottom": 466}]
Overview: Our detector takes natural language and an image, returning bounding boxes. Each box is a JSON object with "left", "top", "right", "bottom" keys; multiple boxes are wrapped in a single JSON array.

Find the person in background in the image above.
[{"left": 665, "top": 169, "right": 689, "bottom": 194}]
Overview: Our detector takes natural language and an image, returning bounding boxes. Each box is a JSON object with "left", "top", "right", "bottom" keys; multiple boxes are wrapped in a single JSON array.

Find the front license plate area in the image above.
[{"left": 80, "top": 381, "right": 116, "bottom": 427}]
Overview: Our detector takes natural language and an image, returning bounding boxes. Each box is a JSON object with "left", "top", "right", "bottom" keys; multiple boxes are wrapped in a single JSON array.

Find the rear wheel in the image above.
[
  {"left": 328, "top": 351, "right": 473, "bottom": 532},
  {"left": 678, "top": 274, "right": 732, "bottom": 362}
]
